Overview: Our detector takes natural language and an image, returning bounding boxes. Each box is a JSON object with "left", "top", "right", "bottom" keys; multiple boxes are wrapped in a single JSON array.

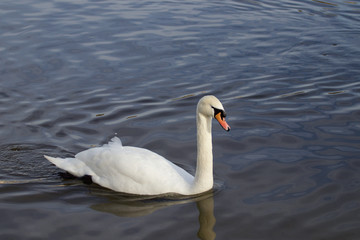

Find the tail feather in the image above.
[
  {"left": 44, "top": 155, "right": 63, "bottom": 166},
  {"left": 44, "top": 155, "right": 90, "bottom": 177}
]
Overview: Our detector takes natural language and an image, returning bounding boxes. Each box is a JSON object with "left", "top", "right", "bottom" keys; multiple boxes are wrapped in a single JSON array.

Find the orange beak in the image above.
[{"left": 215, "top": 112, "right": 230, "bottom": 131}]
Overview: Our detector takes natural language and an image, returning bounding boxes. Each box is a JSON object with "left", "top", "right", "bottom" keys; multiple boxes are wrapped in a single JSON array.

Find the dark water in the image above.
[{"left": 1, "top": 0, "right": 360, "bottom": 239}]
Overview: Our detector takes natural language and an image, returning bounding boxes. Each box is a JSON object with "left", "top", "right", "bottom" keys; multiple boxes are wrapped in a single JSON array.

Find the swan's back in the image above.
[{"left": 45, "top": 137, "right": 194, "bottom": 195}]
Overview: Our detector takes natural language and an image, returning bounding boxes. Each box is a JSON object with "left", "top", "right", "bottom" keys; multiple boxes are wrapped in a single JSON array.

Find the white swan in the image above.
[{"left": 44, "top": 95, "right": 230, "bottom": 196}]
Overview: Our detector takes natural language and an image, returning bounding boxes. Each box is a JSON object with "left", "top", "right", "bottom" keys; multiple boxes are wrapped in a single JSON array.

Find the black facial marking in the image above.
[{"left": 212, "top": 106, "right": 226, "bottom": 120}]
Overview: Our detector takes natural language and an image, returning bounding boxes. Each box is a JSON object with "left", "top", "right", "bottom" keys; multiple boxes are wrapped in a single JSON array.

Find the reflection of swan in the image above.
[
  {"left": 89, "top": 186, "right": 216, "bottom": 240},
  {"left": 197, "top": 197, "right": 216, "bottom": 240},
  {"left": 89, "top": 185, "right": 216, "bottom": 218},
  {"left": 45, "top": 96, "right": 230, "bottom": 195}
]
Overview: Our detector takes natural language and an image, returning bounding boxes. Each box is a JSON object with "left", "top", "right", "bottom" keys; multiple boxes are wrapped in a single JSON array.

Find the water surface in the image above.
[{"left": 1, "top": 0, "right": 360, "bottom": 239}]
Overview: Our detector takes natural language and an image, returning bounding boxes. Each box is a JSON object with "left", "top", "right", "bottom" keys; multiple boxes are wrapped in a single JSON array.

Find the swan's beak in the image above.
[{"left": 215, "top": 112, "right": 231, "bottom": 131}]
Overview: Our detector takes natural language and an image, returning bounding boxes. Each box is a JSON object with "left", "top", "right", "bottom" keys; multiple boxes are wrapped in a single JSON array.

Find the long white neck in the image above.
[{"left": 192, "top": 111, "right": 213, "bottom": 194}]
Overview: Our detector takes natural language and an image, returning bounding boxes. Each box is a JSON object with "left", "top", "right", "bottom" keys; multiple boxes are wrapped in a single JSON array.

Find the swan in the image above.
[{"left": 44, "top": 95, "right": 230, "bottom": 196}]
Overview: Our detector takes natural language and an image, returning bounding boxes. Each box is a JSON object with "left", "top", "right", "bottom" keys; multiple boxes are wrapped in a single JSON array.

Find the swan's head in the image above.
[{"left": 197, "top": 95, "right": 231, "bottom": 131}]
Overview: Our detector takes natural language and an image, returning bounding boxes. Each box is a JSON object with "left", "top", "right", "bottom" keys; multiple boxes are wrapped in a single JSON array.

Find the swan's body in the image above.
[{"left": 45, "top": 95, "right": 230, "bottom": 196}]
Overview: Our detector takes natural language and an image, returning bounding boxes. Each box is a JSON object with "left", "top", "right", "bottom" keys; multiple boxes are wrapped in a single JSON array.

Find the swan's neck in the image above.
[{"left": 193, "top": 112, "right": 213, "bottom": 193}]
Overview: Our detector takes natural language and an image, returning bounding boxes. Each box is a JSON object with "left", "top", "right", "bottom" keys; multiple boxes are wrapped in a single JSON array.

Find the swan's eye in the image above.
[{"left": 212, "top": 107, "right": 226, "bottom": 120}]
